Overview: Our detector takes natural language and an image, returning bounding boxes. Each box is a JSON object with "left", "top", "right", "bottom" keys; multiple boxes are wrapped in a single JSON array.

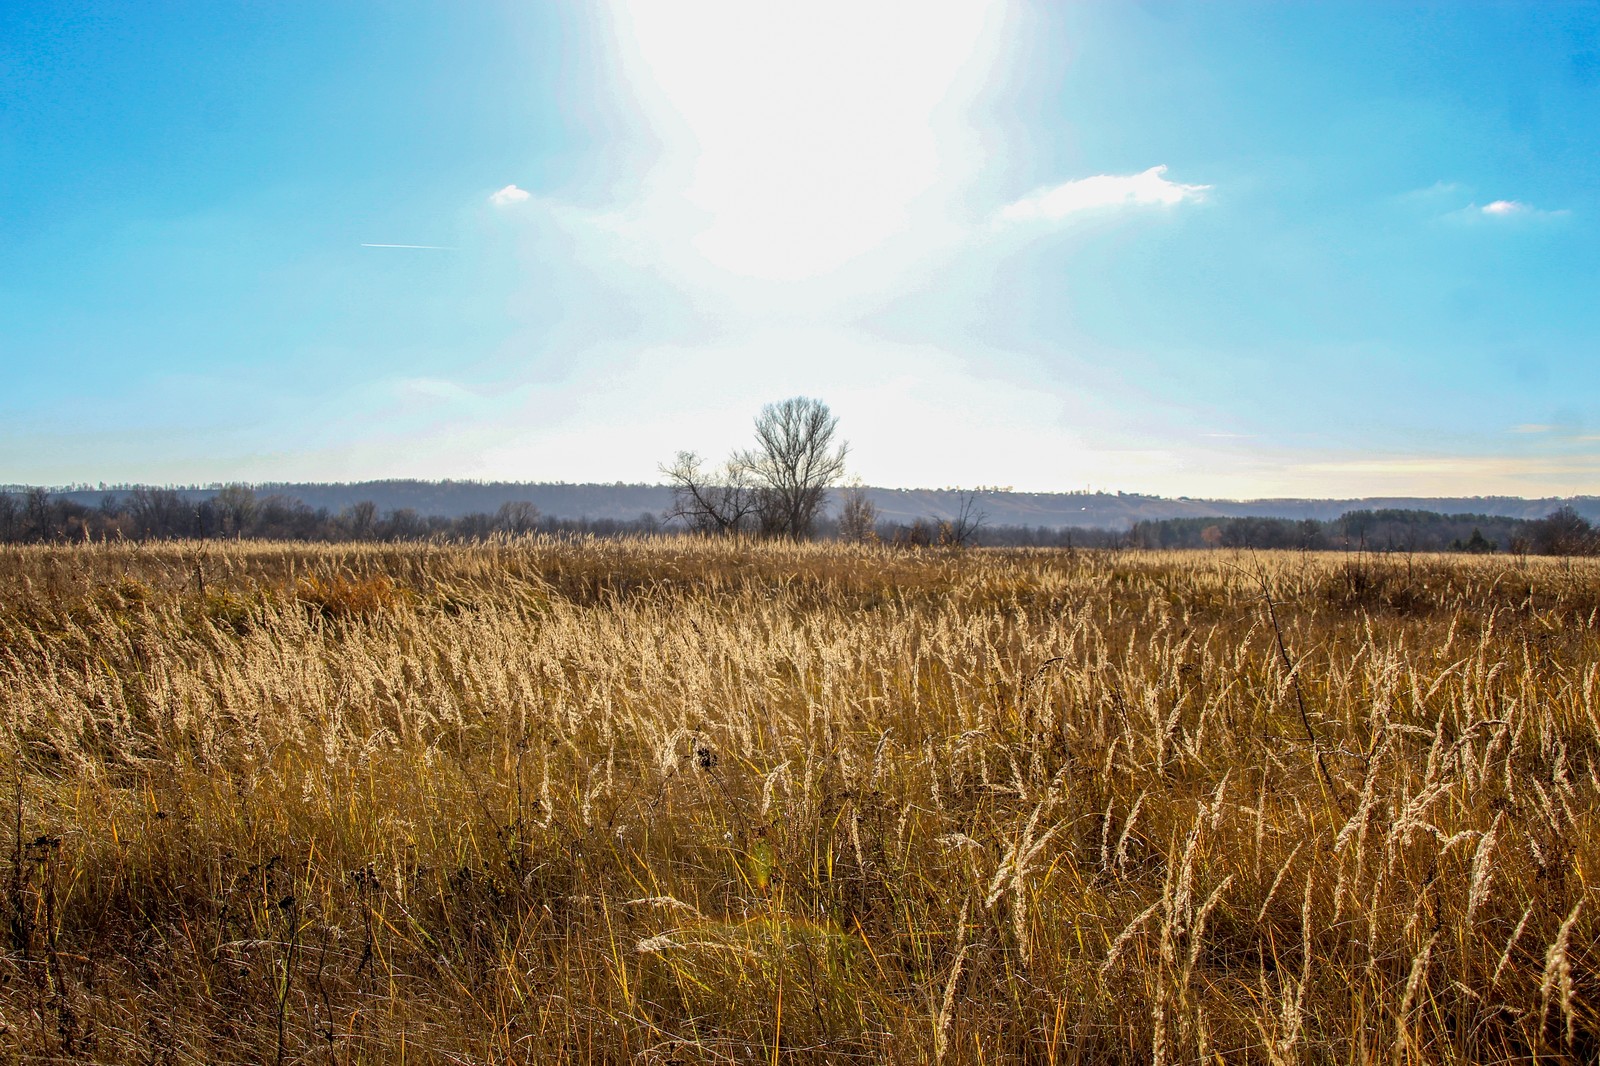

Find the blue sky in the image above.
[{"left": 3, "top": 1, "right": 1597, "bottom": 497}]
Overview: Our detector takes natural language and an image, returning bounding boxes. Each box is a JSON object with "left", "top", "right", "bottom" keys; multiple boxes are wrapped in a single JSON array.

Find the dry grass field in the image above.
[{"left": 0, "top": 538, "right": 1596, "bottom": 1064}]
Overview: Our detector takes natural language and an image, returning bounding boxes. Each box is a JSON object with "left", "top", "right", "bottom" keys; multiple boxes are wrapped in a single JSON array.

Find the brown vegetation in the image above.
[{"left": 0, "top": 538, "right": 1596, "bottom": 1063}]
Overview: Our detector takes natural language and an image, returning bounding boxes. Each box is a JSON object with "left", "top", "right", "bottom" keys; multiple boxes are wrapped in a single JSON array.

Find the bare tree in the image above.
[
  {"left": 662, "top": 451, "right": 759, "bottom": 535},
  {"left": 341, "top": 500, "right": 379, "bottom": 540},
  {"left": 128, "top": 487, "right": 193, "bottom": 538},
  {"left": 495, "top": 500, "right": 540, "bottom": 535},
  {"left": 0, "top": 493, "right": 18, "bottom": 541},
  {"left": 940, "top": 490, "right": 987, "bottom": 548},
  {"left": 738, "top": 397, "right": 849, "bottom": 539},
  {"left": 1531, "top": 506, "right": 1596, "bottom": 556},
  {"left": 837, "top": 483, "right": 878, "bottom": 544},
  {"left": 23, "top": 487, "right": 54, "bottom": 539},
  {"left": 382, "top": 508, "right": 424, "bottom": 540},
  {"left": 213, "top": 484, "right": 258, "bottom": 537},
  {"left": 663, "top": 398, "right": 850, "bottom": 540}
]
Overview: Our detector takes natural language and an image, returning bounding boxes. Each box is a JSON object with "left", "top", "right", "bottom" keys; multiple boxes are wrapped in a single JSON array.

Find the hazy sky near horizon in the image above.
[{"left": 4, "top": 1, "right": 1599, "bottom": 498}]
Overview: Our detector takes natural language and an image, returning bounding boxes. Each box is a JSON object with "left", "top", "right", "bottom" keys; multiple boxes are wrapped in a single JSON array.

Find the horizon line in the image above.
[{"left": 7, "top": 480, "right": 1597, "bottom": 506}]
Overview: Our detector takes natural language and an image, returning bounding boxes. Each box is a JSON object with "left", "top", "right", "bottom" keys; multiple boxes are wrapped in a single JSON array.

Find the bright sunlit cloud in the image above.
[
  {"left": 489, "top": 184, "right": 532, "bottom": 207},
  {"left": 999, "top": 165, "right": 1211, "bottom": 223}
]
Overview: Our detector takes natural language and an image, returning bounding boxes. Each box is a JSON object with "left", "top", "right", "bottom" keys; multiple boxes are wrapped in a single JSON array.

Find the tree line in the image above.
[
  {"left": 1, "top": 485, "right": 1594, "bottom": 555},
  {"left": 1123, "top": 507, "right": 1598, "bottom": 555},
  {"left": 0, "top": 485, "right": 650, "bottom": 544}
]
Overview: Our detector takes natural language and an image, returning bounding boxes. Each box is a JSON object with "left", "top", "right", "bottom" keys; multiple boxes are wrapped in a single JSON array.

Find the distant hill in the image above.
[
  {"left": 32, "top": 479, "right": 1600, "bottom": 531},
  {"left": 861, "top": 489, "right": 1600, "bottom": 529}
]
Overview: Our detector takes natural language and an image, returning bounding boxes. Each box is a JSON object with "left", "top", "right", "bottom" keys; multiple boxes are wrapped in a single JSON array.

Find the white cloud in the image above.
[
  {"left": 1447, "top": 198, "right": 1568, "bottom": 222},
  {"left": 1408, "top": 185, "right": 1567, "bottom": 222},
  {"left": 489, "top": 184, "right": 532, "bottom": 207},
  {"left": 999, "top": 165, "right": 1210, "bottom": 223},
  {"left": 1512, "top": 423, "right": 1553, "bottom": 433}
]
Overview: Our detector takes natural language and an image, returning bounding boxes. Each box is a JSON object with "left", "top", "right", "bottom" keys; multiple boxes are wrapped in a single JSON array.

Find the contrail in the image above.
[{"left": 360, "top": 243, "right": 455, "bottom": 250}]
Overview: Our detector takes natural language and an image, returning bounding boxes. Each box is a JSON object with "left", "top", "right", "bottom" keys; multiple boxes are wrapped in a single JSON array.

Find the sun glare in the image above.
[{"left": 609, "top": 0, "right": 1003, "bottom": 281}]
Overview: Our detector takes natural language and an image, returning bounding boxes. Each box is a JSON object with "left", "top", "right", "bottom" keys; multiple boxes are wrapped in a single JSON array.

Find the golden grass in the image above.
[{"left": 0, "top": 537, "right": 1596, "bottom": 1063}]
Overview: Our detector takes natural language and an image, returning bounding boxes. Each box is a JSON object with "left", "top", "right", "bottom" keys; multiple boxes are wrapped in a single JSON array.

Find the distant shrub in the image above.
[
  {"left": 1317, "top": 556, "right": 1433, "bottom": 614},
  {"left": 1449, "top": 527, "right": 1496, "bottom": 553},
  {"left": 196, "top": 586, "right": 276, "bottom": 633},
  {"left": 294, "top": 574, "right": 403, "bottom": 618}
]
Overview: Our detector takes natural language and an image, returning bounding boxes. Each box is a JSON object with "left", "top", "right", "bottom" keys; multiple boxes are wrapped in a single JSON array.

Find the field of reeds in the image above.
[{"left": 0, "top": 537, "right": 1596, "bottom": 1064}]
